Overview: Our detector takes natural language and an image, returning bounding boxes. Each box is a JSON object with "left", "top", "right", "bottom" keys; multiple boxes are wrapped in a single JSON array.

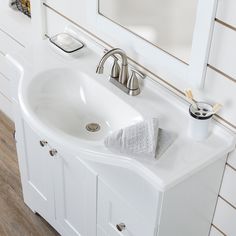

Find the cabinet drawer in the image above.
[
  {"left": 0, "top": 54, "right": 14, "bottom": 79},
  {"left": 220, "top": 165, "right": 236, "bottom": 207},
  {"left": 0, "top": 72, "right": 11, "bottom": 99},
  {"left": 97, "top": 179, "right": 157, "bottom": 236},
  {"left": 0, "top": 1, "right": 32, "bottom": 47},
  {"left": 0, "top": 29, "right": 24, "bottom": 55}
]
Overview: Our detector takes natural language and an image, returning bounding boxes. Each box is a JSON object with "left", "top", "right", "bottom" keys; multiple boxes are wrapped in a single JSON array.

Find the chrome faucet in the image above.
[
  {"left": 96, "top": 48, "right": 129, "bottom": 85},
  {"left": 96, "top": 48, "right": 145, "bottom": 96}
]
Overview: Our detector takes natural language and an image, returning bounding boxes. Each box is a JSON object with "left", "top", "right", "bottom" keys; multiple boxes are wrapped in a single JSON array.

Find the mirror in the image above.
[{"left": 98, "top": 0, "right": 199, "bottom": 63}]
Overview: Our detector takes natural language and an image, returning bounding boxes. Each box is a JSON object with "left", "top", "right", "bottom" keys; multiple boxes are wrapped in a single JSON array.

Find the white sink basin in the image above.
[{"left": 22, "top": 68, "right": 143, "bottom": 141}]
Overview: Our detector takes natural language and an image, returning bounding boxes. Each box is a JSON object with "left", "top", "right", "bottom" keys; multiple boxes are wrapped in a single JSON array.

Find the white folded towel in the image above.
[{"left": 104, "top": 118, "right": 175, "bottom": 159}]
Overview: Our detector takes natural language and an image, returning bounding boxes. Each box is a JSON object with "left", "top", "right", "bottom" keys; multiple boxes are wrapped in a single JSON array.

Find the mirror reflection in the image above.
[{"left": 98, "top": 0, "right": 198, "bottom": 63}]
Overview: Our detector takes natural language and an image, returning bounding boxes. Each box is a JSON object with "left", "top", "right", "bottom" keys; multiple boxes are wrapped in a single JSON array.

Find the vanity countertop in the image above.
[{"left": 8, "top": 38, "right": 236, "bottom": 191}]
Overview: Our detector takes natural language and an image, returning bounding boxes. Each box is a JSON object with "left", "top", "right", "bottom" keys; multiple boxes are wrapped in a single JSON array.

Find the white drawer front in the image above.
[
  {"left": 97, "top": 179, "right": 156, "bottom": 236},
  {"left": 0, "top": 3, "right": 32, "bottom": 47},
  {"left": 228, "top": 149, "right": 236, "bottom": 169},
  {"left": 0, "top": 72, "right": 11, "bottom": 99},
  {"left": 209, "top": 22, "right": 236, "bottom": 79},
  {"left": 213, "top": 198, "right": 236, "bottom": 236},
  {"left": 217, "top": 0, "right": 236, "bottom": 28},
  {"left": 89, "top": 162, "right": 160, "bottom": 227},
  {"left": 0, "top": 54, "right": 14, "bottom": 79},
  {"left": 0, "top": 29, "right": 24, "bottom": 55},
  {"left": 210, "top": 226, "right": 224, "bottom": 236},
  {"left": 220, "top": 165, "right": 236, "bottom": 207}
]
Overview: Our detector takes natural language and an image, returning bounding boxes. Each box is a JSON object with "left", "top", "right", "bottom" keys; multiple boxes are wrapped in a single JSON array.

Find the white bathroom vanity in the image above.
[{"left": 8, "top": 28, "right": 235, "bottom": 236}]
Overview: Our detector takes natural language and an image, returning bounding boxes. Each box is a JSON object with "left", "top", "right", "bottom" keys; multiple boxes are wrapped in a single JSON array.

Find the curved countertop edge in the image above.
[{"left": 18, "top": 103, "right": 236, "bottom": 192}]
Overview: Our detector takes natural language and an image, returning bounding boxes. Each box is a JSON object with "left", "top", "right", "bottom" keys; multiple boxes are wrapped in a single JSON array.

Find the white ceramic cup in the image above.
[{"left": 188, "top": 102, "right": 213, "bottom": 141}]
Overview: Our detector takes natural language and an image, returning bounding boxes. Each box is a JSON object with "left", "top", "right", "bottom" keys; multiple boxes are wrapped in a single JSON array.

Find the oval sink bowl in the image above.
[{"left": 22, "top": 68, "right": 143, "bottom": 141}]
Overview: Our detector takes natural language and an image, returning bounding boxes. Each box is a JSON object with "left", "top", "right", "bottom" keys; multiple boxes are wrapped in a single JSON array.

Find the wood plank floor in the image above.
[{"left": 0, "top": 111, "right": 60, "bottom": 236}]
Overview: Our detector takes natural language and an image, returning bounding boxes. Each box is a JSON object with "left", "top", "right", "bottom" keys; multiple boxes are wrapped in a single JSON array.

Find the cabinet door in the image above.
[
  {"left": 17, "top": 120, "right": 55, "bottom": 223},
  {"left": 54, "top": 152, "right": 97, "bottom": 236}
]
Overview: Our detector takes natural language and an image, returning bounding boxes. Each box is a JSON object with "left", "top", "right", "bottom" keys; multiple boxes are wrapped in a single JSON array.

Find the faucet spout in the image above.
[
  {"left": 96, "top": 48, "right": 129, "bottom": 84},
  {"left": 96, "top": 65, "right": 104, "bottom": 74}
]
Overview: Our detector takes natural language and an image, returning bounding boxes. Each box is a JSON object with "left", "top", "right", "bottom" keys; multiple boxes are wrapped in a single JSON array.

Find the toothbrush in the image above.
[
  {"left": 208, "top": 103, "right": 222, "bottom": 115},
  {"left": 184, "top": 89, "right": 199, "bottom": 110}
]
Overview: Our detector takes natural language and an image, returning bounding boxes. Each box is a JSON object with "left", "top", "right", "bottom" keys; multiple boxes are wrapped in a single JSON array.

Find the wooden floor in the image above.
[{"left": 0, "top": 111, "right": 59, "bottom": 236}]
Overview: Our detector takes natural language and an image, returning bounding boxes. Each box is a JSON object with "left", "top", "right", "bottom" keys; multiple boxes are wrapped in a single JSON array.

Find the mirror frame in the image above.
[{"left": 87, "top": 0, "right": 218, "bottom": 89}]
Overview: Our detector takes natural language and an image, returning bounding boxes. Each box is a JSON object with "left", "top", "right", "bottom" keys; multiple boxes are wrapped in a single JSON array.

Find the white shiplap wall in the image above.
[
  {"left": 210, "top": 150, "right": 236, "bottom": 236},
  {"left": 208, "top": 0, "right": 236, "bottom": 235}
]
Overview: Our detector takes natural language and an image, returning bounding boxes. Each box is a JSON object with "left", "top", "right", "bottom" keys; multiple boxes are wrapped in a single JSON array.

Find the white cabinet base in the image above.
[{"left": 14, "top": 107, "right": 228, "bottom": 236}]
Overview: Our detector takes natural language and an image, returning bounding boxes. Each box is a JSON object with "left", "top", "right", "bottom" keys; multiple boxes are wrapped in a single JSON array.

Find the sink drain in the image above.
[{"left": 86, "top": 123, "right": 101, "bottom": 132}]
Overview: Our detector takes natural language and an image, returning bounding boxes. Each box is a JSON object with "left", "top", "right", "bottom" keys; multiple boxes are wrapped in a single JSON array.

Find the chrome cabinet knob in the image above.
[
  {"left": 39, "top": 140, "right": 48, "bottom": 147},
  {"left": 49, "top": 149, "right": 58, "bottom": 157},
  {"left": 116, "top": 223, "right": 126, "bottom": 232}
]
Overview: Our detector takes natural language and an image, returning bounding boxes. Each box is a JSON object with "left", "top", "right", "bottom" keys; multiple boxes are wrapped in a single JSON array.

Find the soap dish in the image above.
[{"left": 49, "top": 33, "right": 84, "bottom": 53}]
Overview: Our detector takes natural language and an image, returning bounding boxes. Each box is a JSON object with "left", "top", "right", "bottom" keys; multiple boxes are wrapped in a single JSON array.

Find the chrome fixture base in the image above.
[
  {"left": 109, "top": 77, "right": 140, "bottom": 96},
  {"left": 96, "top": 48, "right": 144, "bottom": 96},
  {"left": 128, "top": 88, "right": 140, "bottom": 96}
]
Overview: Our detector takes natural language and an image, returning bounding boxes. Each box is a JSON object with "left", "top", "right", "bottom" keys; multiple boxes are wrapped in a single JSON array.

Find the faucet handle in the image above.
[
  {"left": 104, "top": 49, "right": 120, "bottom": 79},
  {"left": 127, "top": 68, "right": 145, "bottom": 96},
  {"left": 130, "top": 67, "right": 145, "bottom": 79},
  {"left": 111, "top": 58, "right": 120, "bottom": 79}
]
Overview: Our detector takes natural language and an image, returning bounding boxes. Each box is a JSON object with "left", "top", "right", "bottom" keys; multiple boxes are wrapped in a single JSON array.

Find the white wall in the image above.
[
  {"left": 207, "top": 1, "right": 236, "bottom": 235},
  {"left": 204, "top": 14, "right": 236, "bottom": 130}
]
